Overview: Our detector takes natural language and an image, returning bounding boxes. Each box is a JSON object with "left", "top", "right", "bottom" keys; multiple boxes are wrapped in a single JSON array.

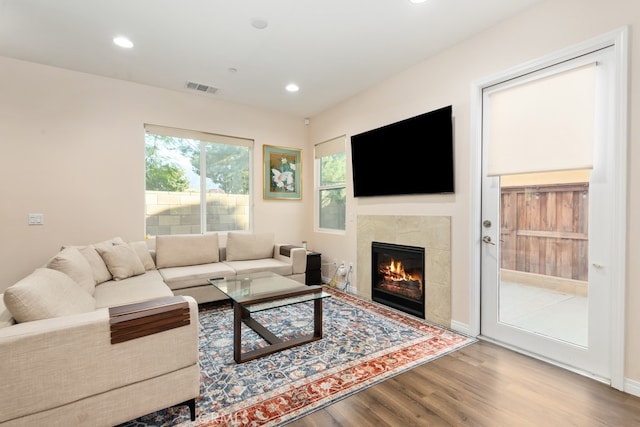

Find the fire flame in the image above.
[
  {"left": 377, "top": 257, "right": 424, "bottom": 300},
  {"left": 381, "top": 258, "right": 420, "bottom": 283}
]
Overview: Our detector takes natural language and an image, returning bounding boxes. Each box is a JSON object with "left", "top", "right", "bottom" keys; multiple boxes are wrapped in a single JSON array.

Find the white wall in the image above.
[
  {"left": 0, "top": 57, "right": 308, "bottom": 289},
  {"left": 308, "top": 0, "right": 640, "bottom": 383}
]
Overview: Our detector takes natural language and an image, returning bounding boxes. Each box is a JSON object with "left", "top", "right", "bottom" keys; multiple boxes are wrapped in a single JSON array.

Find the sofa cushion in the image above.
[
  {"left": 46, "top": 247, "right": 96, "bottom": 294},
  {"left": 3, "top": 268, "right": 96, "bottom": 323},
  {"left": 223, "top": 258, "right": 293, "bottom": 277},
  {"left": 155, "top": 233, "right": 219, "bottom": 268},
  {"left": 159, "top": 263, "right": 236, "bottom": 291},
  {"left": 93, "top": 270, "right": 173, "bottom": 308},
  {"left": 128, "top": 240, "right": 156, "bottom": 271},
  {"left": 96, "top": 244, "right": 146, "bottom": 280},
  {"left": 226, "top": 232, "right": 274, "bottom": 261}
]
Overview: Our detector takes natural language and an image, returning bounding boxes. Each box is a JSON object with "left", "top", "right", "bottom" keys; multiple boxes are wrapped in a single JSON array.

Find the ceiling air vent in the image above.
[{"left": 185, "top": 81, "right": 218, "bottom": 94}]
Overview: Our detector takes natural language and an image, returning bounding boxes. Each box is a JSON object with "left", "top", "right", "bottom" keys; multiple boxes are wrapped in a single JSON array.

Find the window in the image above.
[
  {"left": 144, "top": 124, "right": 253, "bottom": 236},
  {"left": 315, "top": 136, "right": 346, "bottom": 231}
]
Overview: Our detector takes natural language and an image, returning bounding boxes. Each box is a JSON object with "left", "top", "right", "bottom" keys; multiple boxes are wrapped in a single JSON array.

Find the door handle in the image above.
[{"left": 482, "top": 235, "right": 496, "bottom": 245}]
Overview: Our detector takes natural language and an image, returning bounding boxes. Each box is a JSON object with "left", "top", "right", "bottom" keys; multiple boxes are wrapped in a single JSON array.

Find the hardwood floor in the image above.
[{"left": 287, "top": 340, "right": 640, "bottom": 426}]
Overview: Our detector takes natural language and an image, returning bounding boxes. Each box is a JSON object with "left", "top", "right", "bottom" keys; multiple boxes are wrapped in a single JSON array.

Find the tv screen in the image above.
[{"left": 350, "top": 105, "right": 454, "bottom": 197}]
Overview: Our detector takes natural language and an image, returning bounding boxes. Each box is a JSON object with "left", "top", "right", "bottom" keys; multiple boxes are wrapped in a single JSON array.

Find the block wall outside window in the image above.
[{"left": 145, "top": 191, "right": 250, "bottom": 236}]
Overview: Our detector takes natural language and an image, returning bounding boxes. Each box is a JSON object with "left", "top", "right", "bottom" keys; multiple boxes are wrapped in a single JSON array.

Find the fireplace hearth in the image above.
[{"left": 371, "top": 241, "right": 425, "bottom": 318}]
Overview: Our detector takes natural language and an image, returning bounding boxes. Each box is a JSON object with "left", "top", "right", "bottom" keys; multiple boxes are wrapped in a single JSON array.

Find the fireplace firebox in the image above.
[{"left": 371, "top": 242, "right": 425, "bottom": 318}]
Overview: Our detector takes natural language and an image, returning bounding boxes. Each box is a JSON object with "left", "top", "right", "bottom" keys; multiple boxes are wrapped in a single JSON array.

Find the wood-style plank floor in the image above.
[{"left": 287, "top": 340, "right": 640, "bottom": 426}]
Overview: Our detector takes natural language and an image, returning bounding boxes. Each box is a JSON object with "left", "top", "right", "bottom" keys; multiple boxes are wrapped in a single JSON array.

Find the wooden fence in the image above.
[{"left": 500, "top": 183, "right": 589, "bottom": 281}]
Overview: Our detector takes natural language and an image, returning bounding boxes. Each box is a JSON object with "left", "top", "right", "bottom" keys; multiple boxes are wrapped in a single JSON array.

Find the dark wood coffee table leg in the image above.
[
  {"left": 233, "top": 302, "right": 242, "bottom": 363},
  {"left": 232, "top": 298, "right": 326, "bottom": 364},
  {"left": 314, "top": 298, "right": 323, "bottom": 338}
]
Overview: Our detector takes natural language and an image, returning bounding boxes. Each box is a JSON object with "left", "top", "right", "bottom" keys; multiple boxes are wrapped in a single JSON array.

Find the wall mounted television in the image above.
[{"left": 350, "top": 105, "right": 454, "bottom": 197}]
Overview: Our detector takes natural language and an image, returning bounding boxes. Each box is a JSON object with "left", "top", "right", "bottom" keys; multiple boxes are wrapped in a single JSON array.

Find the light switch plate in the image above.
[{"left": 28, "top": 213, "right": 44, "bottom": 225}]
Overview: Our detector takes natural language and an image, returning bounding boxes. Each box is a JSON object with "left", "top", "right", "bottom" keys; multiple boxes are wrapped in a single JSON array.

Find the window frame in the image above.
[
  {"left": 144, "top": 124, "right": 254, "bottom": 236},
  {"left": 315, "top": 135, "right": 347, "bottom": 233}
]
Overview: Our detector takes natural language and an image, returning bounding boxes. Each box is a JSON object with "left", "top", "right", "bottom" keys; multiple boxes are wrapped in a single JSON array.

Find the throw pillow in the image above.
[
  {"left": 226, "top": 232, "right": 274, "bottom": 261},
  {"left": 61, "top": 237, "right": 126, "bottom": 284},
  {"left": 78, "top": 245, "right": 113, "bottom": 284},
  {"left": 96, "top": 244, "right": 145, "bottom": 280},
  {"left": 128, "top": 241, "right": 156, "bottom": 271},
  {"left": 155, "top": 233, "right": 219, "bottom": 268},
  {"left": 0, "top": 296, "right": 15, "bottom": 328},
  {"left": 3, "top": 268, "right": 96, "bottom": 323},
  {"left": 92, "top": 237, "right": 125, "bottom": 253},
  {"left": 46, "top": 247, "right": 96, "bottom": 295}
]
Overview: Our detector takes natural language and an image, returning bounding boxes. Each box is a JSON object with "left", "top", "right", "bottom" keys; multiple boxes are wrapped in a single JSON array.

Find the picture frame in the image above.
[{"left": 263, "top": 145, "right": 302, "bottom": 200}]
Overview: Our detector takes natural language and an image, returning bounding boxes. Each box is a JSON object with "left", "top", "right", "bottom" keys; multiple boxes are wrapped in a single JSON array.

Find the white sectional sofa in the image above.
[{"left": 0, "top": 231, "right": 307, "bottom": 426}]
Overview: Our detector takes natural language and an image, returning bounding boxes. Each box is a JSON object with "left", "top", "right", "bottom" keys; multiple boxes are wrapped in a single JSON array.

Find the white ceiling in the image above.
[{"left": 0, "top": 0, "right": 539, "bottom": 118}]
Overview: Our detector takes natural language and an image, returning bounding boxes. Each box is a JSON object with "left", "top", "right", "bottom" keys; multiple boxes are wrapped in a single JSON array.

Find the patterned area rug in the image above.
[{"left": 120, "top": 287, "right": 476, "bottom": 426}]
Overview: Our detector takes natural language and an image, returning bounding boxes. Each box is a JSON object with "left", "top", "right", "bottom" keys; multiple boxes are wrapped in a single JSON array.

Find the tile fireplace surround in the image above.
[{"left": 357, "top": 215, "right": 451, "bottom": 328}]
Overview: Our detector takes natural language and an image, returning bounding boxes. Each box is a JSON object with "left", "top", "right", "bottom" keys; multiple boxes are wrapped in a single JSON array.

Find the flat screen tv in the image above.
[{"left": 350, "top": 105, "right": 454, "bottom": 197}]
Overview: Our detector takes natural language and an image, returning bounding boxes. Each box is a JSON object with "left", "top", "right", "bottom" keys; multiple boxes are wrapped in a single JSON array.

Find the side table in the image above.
[{"left": 305, "top": 251, "right": 322, "bottom": 285}]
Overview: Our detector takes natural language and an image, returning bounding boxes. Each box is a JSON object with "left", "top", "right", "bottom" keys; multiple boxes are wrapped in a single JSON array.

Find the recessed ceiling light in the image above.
[
  {"left": 285, "top": 83, "right": 299, "bottom": 92},
  {"left": 113, "top": 36, "right": 134, "bottom": 48},
  {"left": 251, "top": 18, "right": 269, "bottom": 30},
  {"left": 409, "top": 0, "right": 428, "bottom": 3}
]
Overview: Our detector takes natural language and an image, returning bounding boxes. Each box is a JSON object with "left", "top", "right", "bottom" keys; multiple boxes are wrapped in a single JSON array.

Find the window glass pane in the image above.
[
  {"left": 204, "top": 142, "right": 250, "bottom": 232},
  {"left": 145, "top": 134, "right": 201, "bottom": 235},
  {"left": 320, "top": 152, "right": 346, "bottom": 186},
  {"left": 319, "top": 188, "right": 346, "bottom": 230},
  {"left": 145, "top": 130, "right": 251, "bottom": 236}
]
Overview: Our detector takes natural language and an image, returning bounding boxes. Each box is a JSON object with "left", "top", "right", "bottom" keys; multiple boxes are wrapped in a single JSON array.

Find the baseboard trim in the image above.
[
  {"left": 450, "top": 320, "right": 472, "bottom": 336},
  {"left": 624, "top": 378, "right": 640, "bottom": 397}
]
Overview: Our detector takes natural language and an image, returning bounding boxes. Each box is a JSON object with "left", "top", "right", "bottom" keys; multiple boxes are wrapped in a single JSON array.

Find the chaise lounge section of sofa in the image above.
[{"left": 0, "top": 267, "right": 199, "bottom": 427}]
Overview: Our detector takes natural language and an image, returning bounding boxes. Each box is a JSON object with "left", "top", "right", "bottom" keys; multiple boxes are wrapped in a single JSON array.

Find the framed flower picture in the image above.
[{"left": 263, "top": 145, "right": 302, "bottom": 200}]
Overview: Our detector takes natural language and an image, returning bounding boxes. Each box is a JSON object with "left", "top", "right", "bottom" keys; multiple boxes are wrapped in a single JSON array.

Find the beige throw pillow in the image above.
[
  {"left": 78, "top": 245, "right": 113, "bottom": 284},
  {"left": 3, "top": 268, "right": 96, "bottom": 323},
  {"left": 0, "top": 295, "right": 16, "bottom": 327},
  {"left": 128, "top": 241, "right": 156, "bottom": 270},
  {"left": 155, "top": 233, "right": 219, "bottom": 268},
  {"left": 96, "top": 244, "right": 146, "bottom": 280},
  {"left": 46, "top": 247, "right": 96, "bottom": 295},
  {"left": 226, "top": 232, "right": 274, "bottom": 261},
  {"left": 61, "top": 237, "right": 126, "bottom": 284}
]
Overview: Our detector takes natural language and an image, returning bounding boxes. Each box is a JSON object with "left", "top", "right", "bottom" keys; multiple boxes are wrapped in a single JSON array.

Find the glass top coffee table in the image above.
[{"left": 208, "top": 271, "right": 331, "bottom": 363}]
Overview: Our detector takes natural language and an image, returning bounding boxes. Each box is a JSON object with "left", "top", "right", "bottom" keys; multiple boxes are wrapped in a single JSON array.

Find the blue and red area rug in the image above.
[{"left": 121, "top": 287, "right": 476, "bottom": 426}]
